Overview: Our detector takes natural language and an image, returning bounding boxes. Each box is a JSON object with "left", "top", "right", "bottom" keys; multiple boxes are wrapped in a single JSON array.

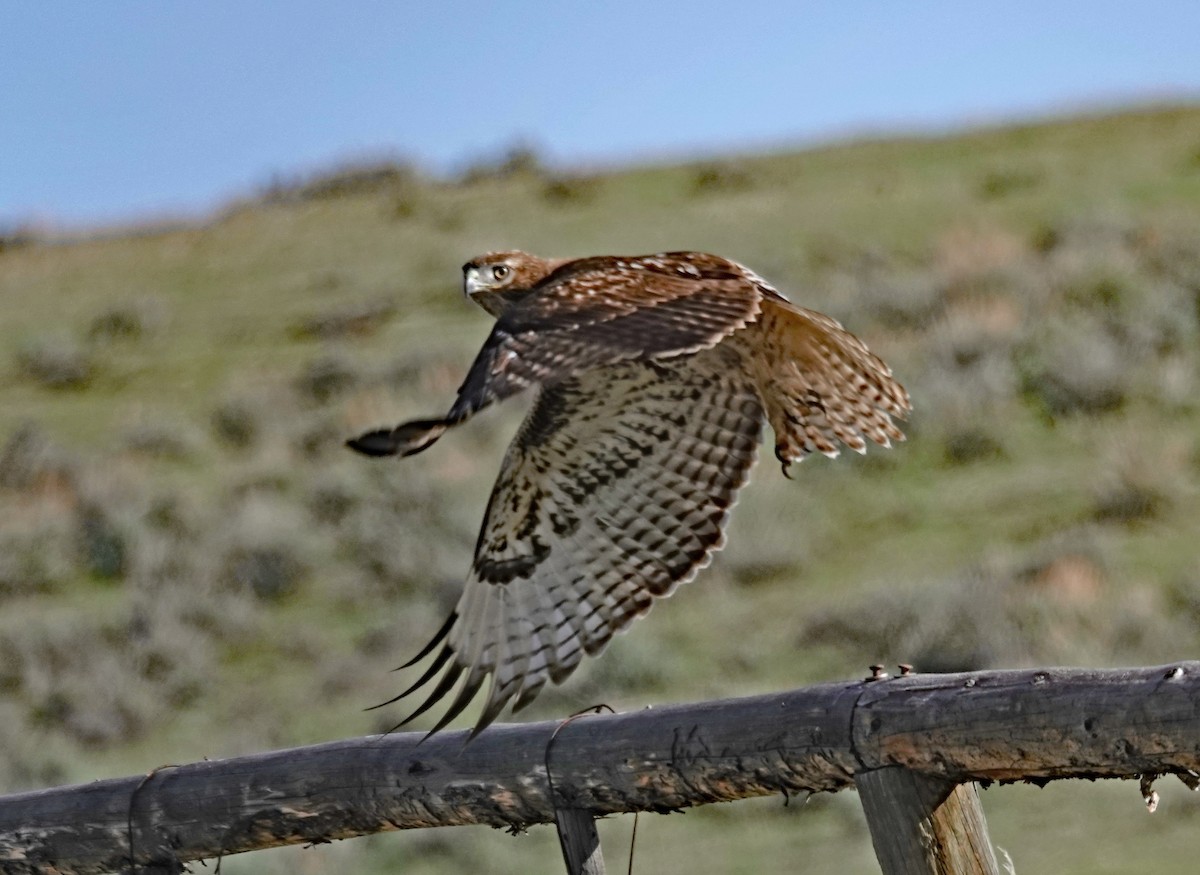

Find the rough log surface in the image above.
[
  {"left": 2, "top": 663, "right": 1199, "bottom": 874},
  {"left": 857, "top": 769, "right": 999, "bottom": 875},
  {"left": 851, "top": 663, "right": 1200, "bottom": 780}
]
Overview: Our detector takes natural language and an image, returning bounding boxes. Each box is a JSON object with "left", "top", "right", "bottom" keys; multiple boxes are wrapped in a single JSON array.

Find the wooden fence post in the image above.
[
  {"left": 856, "top": 768, "right": 999, "bottom": 875},
  {"left": 554, "top": 807, "right": 606, "bottom": 875}
]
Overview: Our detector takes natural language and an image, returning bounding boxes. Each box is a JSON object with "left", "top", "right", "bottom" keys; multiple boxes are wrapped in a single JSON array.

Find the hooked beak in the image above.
[
  {"left": 463, "top": 266, "right": 485, "bottom": 298},
  {"left": 461, "top": 264, "right": 512, "bottom": 317}
]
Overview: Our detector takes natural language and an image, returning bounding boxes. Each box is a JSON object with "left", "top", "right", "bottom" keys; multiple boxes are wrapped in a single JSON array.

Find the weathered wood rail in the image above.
[{"left": 2, "top": 663, "right": 1200, "bottom": 874}]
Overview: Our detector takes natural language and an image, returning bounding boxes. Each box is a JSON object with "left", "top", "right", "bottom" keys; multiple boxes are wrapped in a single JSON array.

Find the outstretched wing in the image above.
[
  {"left": 447, "top": 253, "right": 766, "bottom": 422},
  {"left": 381, "top": 345, "right": 763, "bottom": 737},
  {"left": 348, "top": 252, "right": 766, "bottom": 458}
]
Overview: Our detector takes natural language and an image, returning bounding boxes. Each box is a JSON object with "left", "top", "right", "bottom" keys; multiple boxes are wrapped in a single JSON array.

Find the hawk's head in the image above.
[{"left": 462, "top": 251, "right": 563, "bottom": 317}]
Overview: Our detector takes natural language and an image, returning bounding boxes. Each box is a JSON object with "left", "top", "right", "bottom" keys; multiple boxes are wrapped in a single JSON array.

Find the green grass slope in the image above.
[{"left": 2, "top": 104, "right": 1200, "bottom": 873}]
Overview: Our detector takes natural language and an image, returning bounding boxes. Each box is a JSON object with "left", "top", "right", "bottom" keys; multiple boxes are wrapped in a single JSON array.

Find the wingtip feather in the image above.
[
  {"left": 347, "top": 419, "right": 450, "bottom": 458},
  {"left": 396, "top": 612, "right": 457, "bottom": 670}
]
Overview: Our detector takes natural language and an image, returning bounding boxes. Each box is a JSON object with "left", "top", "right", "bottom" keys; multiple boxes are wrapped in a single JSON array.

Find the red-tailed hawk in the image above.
[{"left": 348, "top": 251, "right": 910, "bottom": 737}]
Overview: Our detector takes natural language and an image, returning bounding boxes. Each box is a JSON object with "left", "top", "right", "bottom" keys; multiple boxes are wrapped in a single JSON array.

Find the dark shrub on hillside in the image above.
[
  {"left": 294, "top": 353, "right": 358, "bottom": 404},
  {"left": 262, "top": 161, "right": 419, "bottom": 203},
  {"left": 977, "top": 167, "right": 1042, "bottom": 200},
  {"left": 0, "top": 527, "right": 76, "bottom": 596},
  {"left": 308, "top": 476, "right": 359, "bottom": 525},
  {"left": 0, "top": 423, "right": 51, "bottom": 490},
  {"left": 1016, "top": 314, "right": 1128, "bottom": 417},
  {"left": 87, "top": 298, "right": 167, "bottom": 342},
  {"left": 460, "top": 145, "right": 544, "bottom": 185},
  {"left": 864, "top": 273, "right": 947, "bottom": 331},
  {"left": 1089, "top": 434, "right": 1179, "bottom": 526},
  {"left": 542, "top": 175, "right": 600, "bottom": 205},
  {"left": 691, "top": 162, "right": 753, "bottom": 194},
  {"left": 942, "top": 428, "right": 1006, "bottom": 466},
  {"left": 76, "top": 504, "right": 127, "bottom": 581},
  {"left": 16, "top": 335, "right": 94, "bottom": 389},
  {"left": 223, "top": 546, "right": 304, "bottom": 602},
  {"left": 0, "top": 228, "right": 37, "bottom": 254},
  {"left": 1092, "top": 484, "right": 1164, "bottom": 524},
  {"left": 795, "top": 533, "right": 1164, "bottom": 671},
  {"left": 289, "top": 298, "right": 397, "bottom": 340},
  {"left": 215, "top": 496, "right": 311, "bottom": 602},
  {"left": 122, "top": 421, "right": 197, "bottom": 460},
  {"left": 8, "top": 603, "right": 220, "bottom": 748},
  {"left": 1029, "top": 223, "right": 1062, "bottom": 255},
  {"left": 142, "top": 493, "right": 194, "bottom": 537},
  {"left": 211, "top": 399, "right": 260, "bottom": 450}
]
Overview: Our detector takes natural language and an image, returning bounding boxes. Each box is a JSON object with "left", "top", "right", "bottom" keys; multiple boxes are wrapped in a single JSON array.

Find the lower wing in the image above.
[{"left": 381, "top": 344, "right": 764, "bottom": 738}]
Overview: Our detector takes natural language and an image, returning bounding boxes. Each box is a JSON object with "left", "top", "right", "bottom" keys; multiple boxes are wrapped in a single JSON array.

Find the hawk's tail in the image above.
[
  {"left": 753, "top": 298, "right": 910, "bottom": 474},
  {"left": 346, "top": 418, "right": 449, "bottom": 458}
]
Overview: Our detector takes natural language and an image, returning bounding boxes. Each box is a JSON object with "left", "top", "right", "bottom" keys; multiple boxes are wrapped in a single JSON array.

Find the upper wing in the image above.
[
  {"left": 381, "top": 344, "right": 763, "bottom": 737},
  {"left": 348, "top": 252, "right": 766, "bottom": 458},
  {"left": 445, "top": 252, "right": 765, "bottom": 423}
]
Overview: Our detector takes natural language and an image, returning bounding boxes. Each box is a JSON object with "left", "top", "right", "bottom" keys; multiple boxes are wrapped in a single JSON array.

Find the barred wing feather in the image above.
[{"left": 385, "top": 347, "right": 763, "bottom": 737}]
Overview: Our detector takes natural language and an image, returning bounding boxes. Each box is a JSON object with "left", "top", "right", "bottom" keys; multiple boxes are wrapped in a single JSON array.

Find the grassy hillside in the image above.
[{"left": 2, "top": 104, "right": 1200, "bottom": 873}]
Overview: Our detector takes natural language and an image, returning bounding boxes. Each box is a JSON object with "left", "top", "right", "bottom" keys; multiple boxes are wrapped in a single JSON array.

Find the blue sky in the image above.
[{"left": 3, "top": 2, "right": 1199, "bottom": 228}]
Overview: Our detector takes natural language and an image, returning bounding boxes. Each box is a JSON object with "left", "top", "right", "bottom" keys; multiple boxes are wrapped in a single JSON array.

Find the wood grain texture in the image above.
[
  {"left": 856, "top": 769, "right": 999, "bottom": 875},
  {"left": 2, "top": 663, "right": 1200, "bottom": 873},
  {"left": 554, "top": 807, "right": 606, "bottom": 875}
]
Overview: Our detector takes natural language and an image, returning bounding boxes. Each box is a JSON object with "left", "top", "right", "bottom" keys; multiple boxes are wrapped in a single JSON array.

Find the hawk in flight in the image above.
[{"left": 348, "top": 251, "right": 910, "bottom": 737}]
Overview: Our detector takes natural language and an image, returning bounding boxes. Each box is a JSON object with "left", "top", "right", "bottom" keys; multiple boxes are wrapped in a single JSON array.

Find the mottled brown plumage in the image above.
[{"left": 348, "top": 250, "right": 910, "bottom": 738}]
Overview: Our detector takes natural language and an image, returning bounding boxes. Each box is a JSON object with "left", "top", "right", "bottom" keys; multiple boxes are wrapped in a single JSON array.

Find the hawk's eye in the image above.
[{"left": 491, "top": 265, "right": 511, "bottom": 281}]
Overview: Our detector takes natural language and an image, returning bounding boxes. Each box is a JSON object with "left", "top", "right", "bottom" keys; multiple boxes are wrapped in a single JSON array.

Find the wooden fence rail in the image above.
[{"left": 2, "top": 663, "right": 1200, "bottom": 874}]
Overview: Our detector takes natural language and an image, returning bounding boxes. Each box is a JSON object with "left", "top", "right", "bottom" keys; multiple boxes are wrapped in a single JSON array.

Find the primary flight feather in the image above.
[{"left": 348, "top": 250, "right": 910, "bottom": 738}]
